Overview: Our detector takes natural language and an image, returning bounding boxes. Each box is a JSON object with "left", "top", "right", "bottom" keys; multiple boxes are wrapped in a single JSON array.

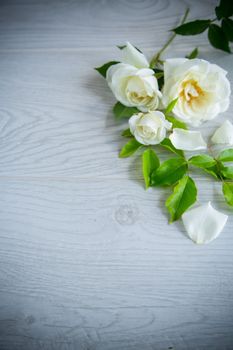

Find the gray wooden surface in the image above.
[{"left": 0, "top": 0, "right": 233, "bottom": 349}]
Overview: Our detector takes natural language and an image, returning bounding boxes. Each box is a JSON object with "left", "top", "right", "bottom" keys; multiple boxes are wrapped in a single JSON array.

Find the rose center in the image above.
[
  {"left": 180, "top": 79, "right": 204, "bottom": 103},
  {"left": 138, "top": 125, "right": 156, "bottom": 138}
]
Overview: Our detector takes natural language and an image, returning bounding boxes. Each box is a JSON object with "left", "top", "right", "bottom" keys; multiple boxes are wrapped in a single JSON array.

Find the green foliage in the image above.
[
  {"left": 188, "top": 155, "right": 216, "bottom": 168},
  {"left": 186, "top": 47, "right": 199, "bottom": 59},
  {"left": 165, "top": 175, "right": 197, "bottom": 222},
  {"left": 222, "top": 18, "right": 233, "bottom": 41},
  {"left": 221, "top": 166, "right": 233, "bottom": 179},
  {"left": 151, "top": 158, "right": 187, "bottom": 187},
  {"left": 142, "top": 149, "right": 160, "bottom": 189},
  {"left": 121, "top": 128, "right": 133, "bottom": 137},
  {"left": 165, "top": 116, "right": 187, "bottom": 130},
  {"left": 173, "top": 20, "right": 211, "bottom": 35},
  {"left": 113, "top": 102, "right": 139, "bottom": 120},
  {"left": 204, "top": 167, "right": 220, "bottom": 179},
  {"left": 172, "top": 0, "right": 233, "bottom": 54},
  {"left": 165, "top": 98, "right": 179, "bottom": 114},
  {"left": 95, "top": 61, "right": 120, "bottom": 78},
  {"left": 222, "top": 182, "right": 233, "bottom": 206},
  {"left": 152, "top": 68, "right": 164, "bottom": 89},
  {"left": 215, "top": 0, "right": 233, "bottom": 20},
  {"left": 119, "top": 139, "right": 142, "bottom": 158},
  {"left": 208, "top": 24, "right": 231, "bottom": 53},
  {"left": 154, "top": 72, "right": 164, "bottom": 79},
  {"left": 160, "top": 138, "right": 184, "bottom": 157},
  {"left": 189, "top": 155, "right": 220, "bottom": 179},
  {"left": 218, "top": 149, "right": 233, "bottom": 162}
]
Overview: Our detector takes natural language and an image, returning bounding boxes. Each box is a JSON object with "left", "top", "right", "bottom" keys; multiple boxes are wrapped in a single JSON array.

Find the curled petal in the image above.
[
  {"left": 122, "top": 42, "right": 149, "bottom": 69},
  {"left": 182, "top": 202, "right": 228, "bottom": 244},
  {"left": 169, "top": 128, "right": 207, "bottom": 151},
  {"left": 211, "top": 120, "right": 233, "bottom": 145}
]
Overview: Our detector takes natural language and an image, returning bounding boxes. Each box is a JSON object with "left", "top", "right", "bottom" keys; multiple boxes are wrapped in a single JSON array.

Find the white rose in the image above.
[
  {"left": 129, "top": 111, "right": 172, "bottom": 145},
  {"left": 162, "top": 58, "right": 231, "bottom": 126},
  {"left": 106, "top": 42, "right": 162, "bottom": 112}
]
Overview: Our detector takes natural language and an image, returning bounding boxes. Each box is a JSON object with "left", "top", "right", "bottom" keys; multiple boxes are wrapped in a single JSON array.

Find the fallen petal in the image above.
[
  {"left": 182, "top": 202, "right": 228, "bottom": 244},
  {"left": 122, "top": 42, "right": 149, "bottom": 69},
  {"left": 169, "top": 128, "right": 207, "bottom": 151},
  {"left": 211, "top": 120, "right": 233, "bottom": 145}
]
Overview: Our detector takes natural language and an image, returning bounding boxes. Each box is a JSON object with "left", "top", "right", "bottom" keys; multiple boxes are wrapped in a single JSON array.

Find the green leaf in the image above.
[
  {"left": 165, "top": 116, "right": 187, "bottom": 130},
  {"left": 188, "top": 155, "right": 216, "bottom": 168},
  {"left": 173, "top": 20, "right": 211, "bottom": 35},
  {"left": 222, "top": 182, "right": 233, "bottom": 206},
  {"left": 165, "top": 175, "right": 197, "bottom": 222},
  {"left": 142, "top": 149, "right": 160, "bottom": 189},
  {"left": 165, "top": 98, "right": 179, "bottom": 114},
  {"left": 153, "top": 68, "right": 163, "bottom": 74},
  {"left": 188, "top": 155, "right": 221, "bottom": 179},
  {"left": 119, "top": 138, "right": 142, "bottom": 158},
  {"left": 121, "top": 128, "right": 133, "bottom": 138},
  {"left": 208, "top": 24, "right": 231, "bottom": 53},
  {"left": 113, "top": 102, "right": 139, "bottom": 120},
  {"left": 222, "top": 18, "right": 233, "bottom": 42},
  {"left": 117, "top": 45, "right": 126, "bottom": 50},
  {"left": 221, "top": 166, "right": 233, "bottom": 179},
  {"left": 204, "top": 165, "right": 221, "bottom": 179},
  {"left": 186, "top": 47, "right": 199, "bottom": 59},
  {"left": 218, "top": 148, "right": 233, "bottom": 162},
  {"left": 154, "top": 72, "right": 164, "bottom": 79},
  {"left": 153, "top": 68, "right": 164, "bottom": 90},
  {"left": 160, "top": 138, "right": 184, "bottom": 157},
  {"left": 215, "top": 0, "right": 233, "bottom": 20},
  {"left": 151, "top": 158, "right": 187, "bottom": 187},
  {"left": 95, "top": 61, "right": 120, "bottom": 78}
]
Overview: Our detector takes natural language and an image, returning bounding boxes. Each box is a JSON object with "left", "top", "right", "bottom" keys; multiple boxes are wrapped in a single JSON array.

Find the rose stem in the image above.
[{"left": 150, "top": 8, "right": 190, "bottom": 69}]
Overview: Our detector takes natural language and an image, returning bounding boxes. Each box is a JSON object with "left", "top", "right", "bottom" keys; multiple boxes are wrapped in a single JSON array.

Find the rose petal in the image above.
[
  {"left": 122, "top": 42, "right": 149, "bottom": 69},
  {"left": 162, "top": 58, "right": 231, "bottom": 126},
  {"left": 182, "top": 202, "right": 228, "bottom": 244},
  {"left": 169, "top": 128, "right": 207, "bottom": 151},
  {"left": 211, "top": 120, "right": 233, "bottom": 145}
]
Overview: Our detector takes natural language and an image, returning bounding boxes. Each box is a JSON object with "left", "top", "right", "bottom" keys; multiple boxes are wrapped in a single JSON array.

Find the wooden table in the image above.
[{"left": 0, "top": 0, "right": 233, "bottom": 349}]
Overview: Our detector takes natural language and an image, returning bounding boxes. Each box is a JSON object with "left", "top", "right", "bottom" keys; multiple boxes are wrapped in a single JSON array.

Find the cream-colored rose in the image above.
[
  {"left": 162, "top": 58, "right": 231, "bottom": 126},
  {"left": 106, "top": 42, "right": 161, "bottom": 112},
  {"left": 129, "top": 111, "right": 172, "bottom": 145}
]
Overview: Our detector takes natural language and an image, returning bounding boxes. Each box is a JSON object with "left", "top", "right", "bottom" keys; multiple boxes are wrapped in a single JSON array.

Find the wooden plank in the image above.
[
  {"left": 0, "top": 179, "right": 233, "bottom": 349},
  {"left": 0, "top": 0, "right": 217, "bottom": 50},
  {"left": 0, "top": 0, "right": 233, "bottom": 349}
]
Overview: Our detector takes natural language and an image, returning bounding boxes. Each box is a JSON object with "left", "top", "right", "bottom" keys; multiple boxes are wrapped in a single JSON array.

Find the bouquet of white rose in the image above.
[{"left": 96, "top": 0, "right": 233, "bottom": 244}]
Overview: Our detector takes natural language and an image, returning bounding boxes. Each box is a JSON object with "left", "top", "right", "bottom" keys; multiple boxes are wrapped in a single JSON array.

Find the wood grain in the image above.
[
  {"left": 0, "top": 0, "right": 217, "bottom": 50},
  {"left": 1, "top": 0, "right": 233, "bottom": 349}
]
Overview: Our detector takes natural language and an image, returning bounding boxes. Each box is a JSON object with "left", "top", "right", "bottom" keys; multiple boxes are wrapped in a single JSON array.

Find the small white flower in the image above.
[
  {"left": 182, "top": 202, "right": 228, "bottom": 244},
  {"left": 162, "top": 58, "right": 231, "bottom": 126},
  {"left": 169, "top": 128, "right": 207, "bottom": 151},
  {"left": 129, "top": 111, "right": 172, "bottom": 145},
  {"left": 211, "top": 120, "right": 233, "bottom": 145},
  {"left": 106, "top": 42, "right": 161, "bottom": 112}
]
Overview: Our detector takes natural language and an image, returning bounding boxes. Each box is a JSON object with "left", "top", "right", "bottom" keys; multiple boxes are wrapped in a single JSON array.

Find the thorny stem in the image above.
[{"left": 150, "top": 8, "right": 190, "bottom": 69}]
